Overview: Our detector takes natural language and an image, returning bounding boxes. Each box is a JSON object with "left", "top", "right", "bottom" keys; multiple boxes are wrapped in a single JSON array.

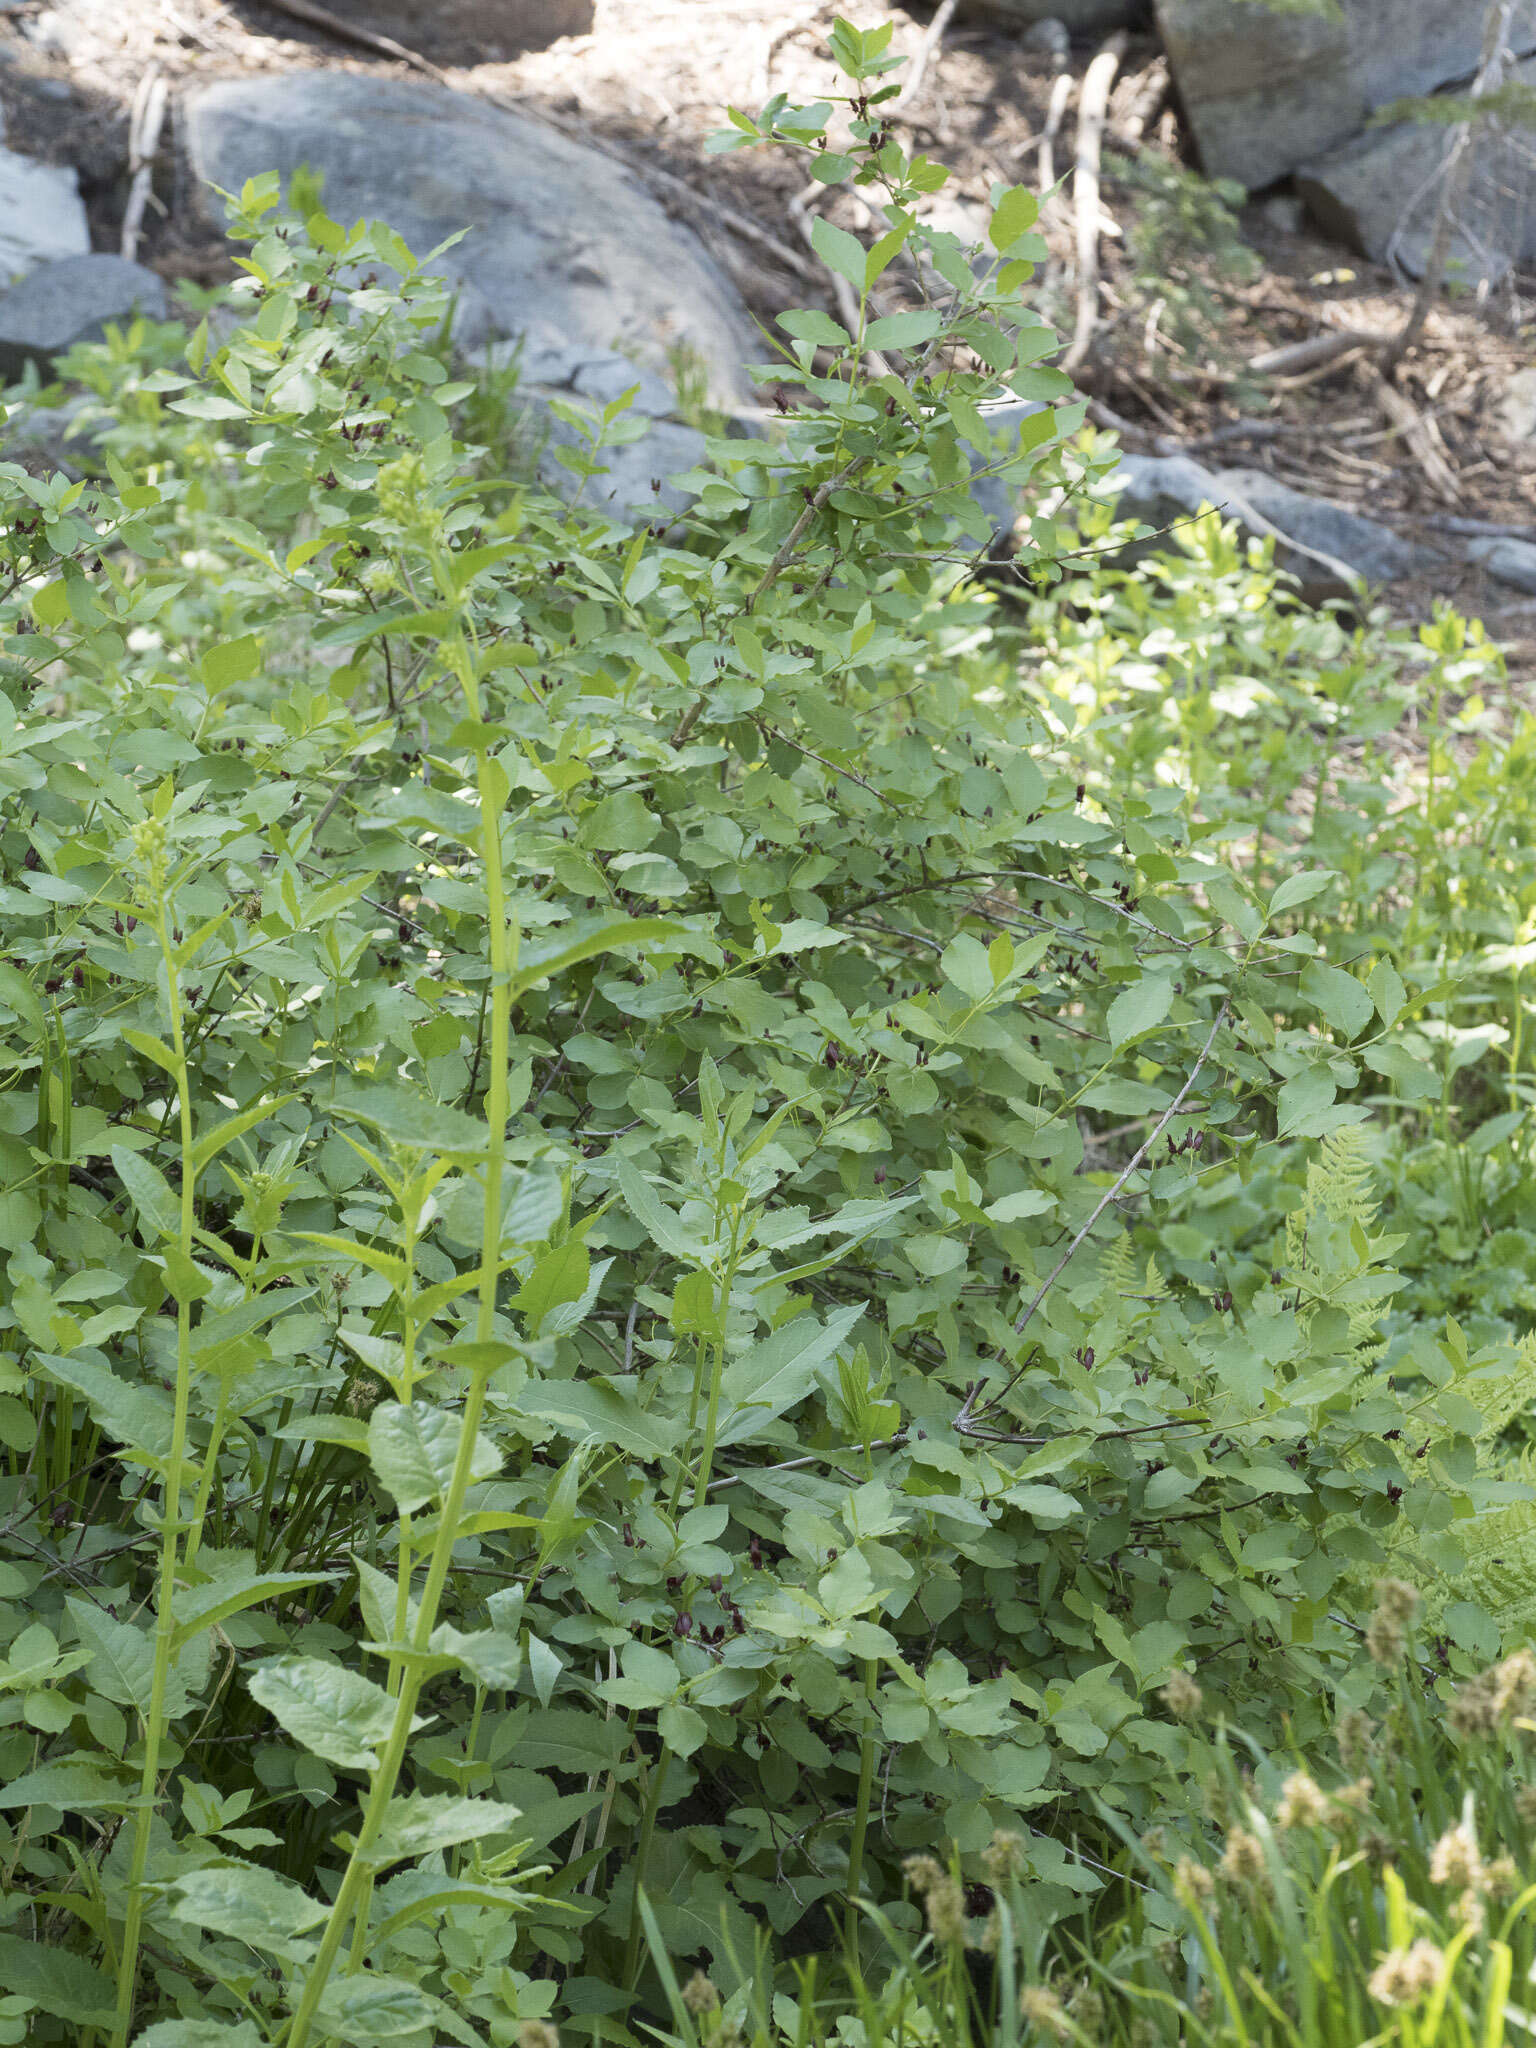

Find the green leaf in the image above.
[
  {"left": 1107, "top": 976, "right": 1174, "bottom": 1048},
  {"left": 509, "top": 914, "right": 689, "bottom": 1004},
  {"left": 314, "top": 1975, "right": 439, "bottom": 2039},
  {"left": 0, "top": 1760, "right": 135, "bottom": 1809},
  {"left": 66, "top": 1597, "right": 164, "bottom": 1716},
  {"left": 1300, "top": 960, "right": 1373, "bottom": 1040},
  {"left": 367, "top": 1400, "right": 503, "bottom": 1512},
  {"left": 1268, "top": 869, "right": 1338, "bottom": 917},
  {"left": 191, "top": 1094, "right": 296, "bottom": 1174},
  {"left": 202, "top": 635, "right": 261, "bottom": 689},
  {"left": 248, "top": 1656, "right": 400, "bottom": 1769},
  {"left": 0, "top": 1935, "right": 114, "bottom": 2028},
  {"left": 988, "top": 183, "right": 1039, "bottom": 252},
  {"left": 110, "top": 1142, "right": 180, "bottom": 1239},
  {"left": 364, "top": 1793, "right": 522, "bottom": 1868},
  {"left": 170, "top": 1861, "right": 328, "bottom": 1959},
  {"left": 809, "top": 215, "right": 869, "bottom": 291},
  {"left": 515, "top": 1239, "right": 591, "bottom": 1335},
  {"left": 172, "top": 1563, "right": 333, "bottom": 1651},
  {"left": 524, "top": 1377, "right": 682, "bottom": 1461},
  {"left": 719, "top": 1305, "right": 862, "bottom": 1445},
  {"left": 864, "top": 309, "right": 944, "bottom": 351},
  {"left": 136, "top": 2024, "right": 266, "bottom": 2047}
]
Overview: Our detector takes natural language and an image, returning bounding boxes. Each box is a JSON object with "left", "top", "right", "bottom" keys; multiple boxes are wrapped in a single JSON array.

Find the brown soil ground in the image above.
[{"left": 4, "top": 0, "right": 1534, "bottom": 667}]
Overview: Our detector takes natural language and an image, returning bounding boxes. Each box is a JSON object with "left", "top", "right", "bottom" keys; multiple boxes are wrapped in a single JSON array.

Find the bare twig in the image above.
[
  {"left": 1246, "top": 329, "right": 1395, "bottom": 378},
  {"left": 122, "top": 64, "right": 169, "bottom": 264},
  {"left": 1037, "top": 69, "right": 1076, "bottom": 195},
  {"left": 891, "top": 0, "right": 961, "bottom": 116},
  {"left": 1061, "top": 31, "right": 1128, "bottom": 376},
  {"left": 1365, "top": 366, "right": 1463, "bottom": 503}
]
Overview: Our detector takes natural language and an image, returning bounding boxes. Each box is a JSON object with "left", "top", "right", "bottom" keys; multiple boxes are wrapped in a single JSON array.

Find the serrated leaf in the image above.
[
  {"left": 367, "top": 1401, "right": 503, "bottom": 1512},
  {"left": 364, "top": 1793, "right": 522, "bottom": 1867},
  {"left": 0, "top": 1934, "right": 114, "bottom": 2027},
  {"left": 0, "top": 1759, "right": 136, "bottom": 1809},
  {"left": 248, "top": 1656, "right": 399, "bottom": 1770},
  {"left": 314, "top": 1974, "right": 439, "bottom": 2038},
  {"left": 170, "top": 1860, "right": 327, "bottom": 1960}
]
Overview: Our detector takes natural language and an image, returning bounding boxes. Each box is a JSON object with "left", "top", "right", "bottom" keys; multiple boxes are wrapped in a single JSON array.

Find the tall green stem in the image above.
[
  {"left": 282, "top": 653, "right": 513, "bottom": 2048},
  {"left": 112, "top": 891, "right": 198, "bottom": 2048}
]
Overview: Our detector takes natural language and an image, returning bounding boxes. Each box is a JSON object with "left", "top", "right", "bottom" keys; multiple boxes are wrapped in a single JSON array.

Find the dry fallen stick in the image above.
[
  {"left": 1061, "top": 31, "right": 1128, "bottom": 376},
  {"left": 1036, "top": 67, "right": 1075, "bottom": 196},
  {"left": 122, "top": 64, "right": 169, "bottom": 264},
  {"left": 1246, "top": 329, "right": 1396, "bottom": 378},
  {"left": 1366, "top": 366, "right": 1462, "bottom": 504},
  {"left": 891, "top": 0, "right": 961, "bottom": 115}
]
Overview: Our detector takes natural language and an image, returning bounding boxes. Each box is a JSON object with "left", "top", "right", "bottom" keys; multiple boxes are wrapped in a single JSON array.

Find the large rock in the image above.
[
  {"left": 0, "top": 148, "right": 89, "bottom": 283},
  {"left": 1155, "top": 0, "right": 1536, "bottom": 190},
  {"left": 316, "top": 0, "right": 593, "bottom": 60},
  {"left": 0, "top": 255, "right": 167, "bottom": 380},
  {"left": 183, "top": 74, "right": 754, "bottom": 408},
  {"left": 1296, "top": 56, "right": 1536, "bottom": 280},
  {"left": 1467, "top": 536, "right": 1536, "bottom": 595},
  {"left": 470, "top": 334, "right": 710, "bottom": 523},
  {"left": 957, "top": 1, "right": 1141, "bottom": 30},
  {"left": 1102, "top": 451, "right": 1440, "bottom": 595}
]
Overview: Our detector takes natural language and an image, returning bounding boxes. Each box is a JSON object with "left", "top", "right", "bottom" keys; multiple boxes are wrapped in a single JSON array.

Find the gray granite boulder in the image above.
[
  {"left": 1467, "top": 536, "right": 1536, "bottom": 595},
  {"left": 1102, "top": 451, "right": 1440, "bottom": 595},
  {"left": 183, "top": 73, "right": 754, "bottom": 409},
  {"left": 0, "top": 255, "right": 167, "bottom": 380},
  {"left": 958, "top": 0, "right": 1140, "bottom": 29},
  {"left": 469, "top": 335, "right": 709, "bottom": 524},
  {"left": 1155, "top": 0, "right": 1536, "bottom": 190},
  {"left": 1296, "top": 55, "right": 1536, "bottom": 280},
  {"left": 0, "top": 148, "right": 89, "bottom": 283}
]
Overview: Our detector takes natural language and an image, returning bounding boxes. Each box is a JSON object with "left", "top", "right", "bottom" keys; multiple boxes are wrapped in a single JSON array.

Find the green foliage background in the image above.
[{"left": 0, "top": 21, "right": 1532, "bottom": 2047}]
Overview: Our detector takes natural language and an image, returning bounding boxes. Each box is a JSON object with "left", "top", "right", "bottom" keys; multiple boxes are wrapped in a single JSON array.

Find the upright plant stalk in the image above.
[
  {"left": 113, "top": 836, "right": 199, "bottom": 2048},
  {"left": 283, "top": 628, "right": 515, "bottom": 2048}
]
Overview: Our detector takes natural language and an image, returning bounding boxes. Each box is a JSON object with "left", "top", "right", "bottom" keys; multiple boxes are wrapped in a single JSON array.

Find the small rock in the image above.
[
  {"left": 1102, "top": 450, "right": 1440, "bottom": 595},
  {"left": 1020, "top": 17, "right": 1071, "bottom": 63},
  {"left": 0, "top": 255, "right": 167, "bottom": 380},
  {"left": 0, "top": 149, "right": 89, "bottom": 282},
  {"left": 1467, "top": 535, "right": 1536, "bottom": 595},
  {"left": 1495, "top": 368, "right": 1536, "bottom": 443}
]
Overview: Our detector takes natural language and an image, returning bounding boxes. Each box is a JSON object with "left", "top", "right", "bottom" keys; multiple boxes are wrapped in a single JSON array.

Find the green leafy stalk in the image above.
[
  {"left": 112, "top": 826, "right": 199, "bottom": 2048},
  {"left": 281, "top": 636, "right": 513, "bottom": 2048}
]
